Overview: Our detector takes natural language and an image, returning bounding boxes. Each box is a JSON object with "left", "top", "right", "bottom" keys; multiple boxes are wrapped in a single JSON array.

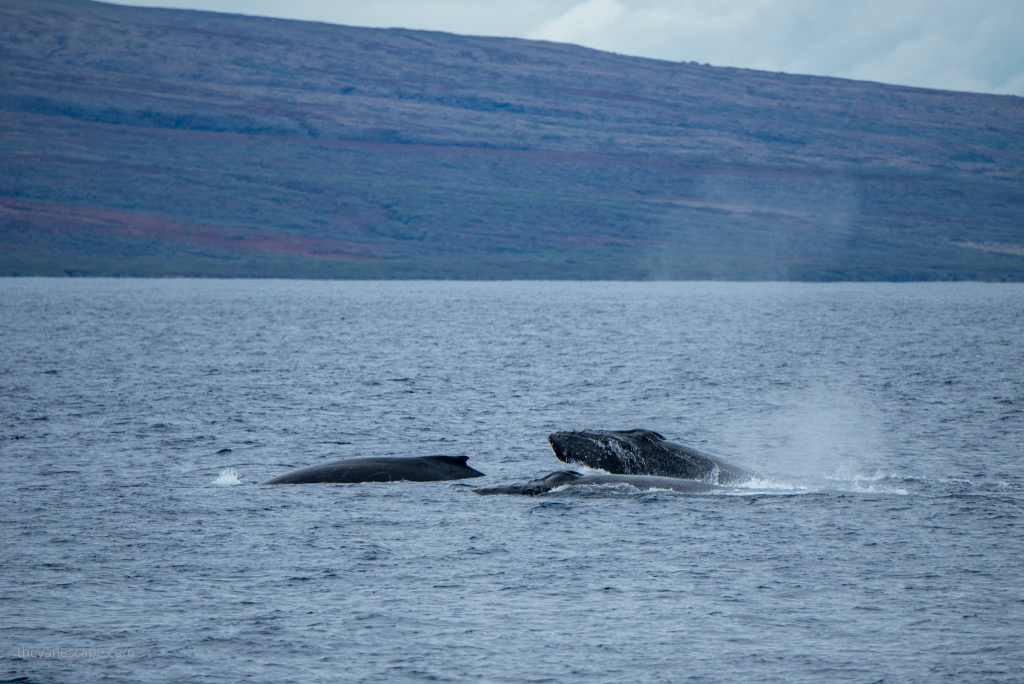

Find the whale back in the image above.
[
  {"left": 547, "top": 429, "right": 753, "bottom": 484},
  {"left": 474, "top": 470, "right": 721, "bottom": 496},
  {"left": 473, "top": 471, "right": 584, "bottom": 495},
  {"left": 261, "top": 455, "right": 485, "bottom": 485}
]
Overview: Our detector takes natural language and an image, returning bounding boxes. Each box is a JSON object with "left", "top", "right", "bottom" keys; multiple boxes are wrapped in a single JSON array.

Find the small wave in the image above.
[
  {"left": 833, "top": 483, "right": 910, "bottom": 495},
  {"left": 213, "top": 468, "right": 243, "bottom": 486},
  {"left": 822, "top": 464, "right": 913, "bottom": 494},
  {"left": 824, "top": 466, "right": 897, "bottom": 482},
  {"left": 547, "top": 482, "right": 716, "bottom": 498},
  {"left": 729, "top": 476, "right": 809, "bottom": 493}
]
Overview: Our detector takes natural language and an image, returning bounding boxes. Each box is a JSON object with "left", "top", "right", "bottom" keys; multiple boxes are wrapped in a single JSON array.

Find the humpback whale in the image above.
[
  {"left": 548, "top": 429, "right": 753, "bottom": 484},
  {"left": 474, "top": 470, "right": 719, "bottom": 496},
  {"left": 261, "top": 455, "right": 485, "bottom": 484}
]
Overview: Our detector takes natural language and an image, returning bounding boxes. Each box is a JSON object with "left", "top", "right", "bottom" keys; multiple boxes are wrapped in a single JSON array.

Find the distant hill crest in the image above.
[{"left": 1, "top": 0, "right": 1022, "bottom": 279}]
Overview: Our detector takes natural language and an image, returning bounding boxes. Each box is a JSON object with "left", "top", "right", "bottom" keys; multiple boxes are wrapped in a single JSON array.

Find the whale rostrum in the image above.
[{"left": 547, "top": 429, "right": 754, "bottom": 484}]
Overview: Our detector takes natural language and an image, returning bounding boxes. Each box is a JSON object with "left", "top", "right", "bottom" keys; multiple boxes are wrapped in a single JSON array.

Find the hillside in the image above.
[{"left": 2, "top": 0, "right": 1023, "bottom": 279}]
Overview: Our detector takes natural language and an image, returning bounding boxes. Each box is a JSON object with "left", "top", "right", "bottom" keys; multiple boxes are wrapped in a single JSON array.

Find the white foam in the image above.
[
  {"left": 213, "top": 468, "right": 243, "bottom": 486},
  {"left": 821, "top": 464, "right": 911, "bottom": 494},
  {"left": 551, "top": 482, "right": 646, "bottom": 495},
  {"left": 568, "top": 464, "right": 613, "bottom": 476},
  {"left": 834, "top": 483, "right": 910, "bottom": 495},
  {"left": 551, "top": 463, "right": 912, "bottom": 496},
  {"left": 731, "top": 476, "right": 808, "bottom": 492}
]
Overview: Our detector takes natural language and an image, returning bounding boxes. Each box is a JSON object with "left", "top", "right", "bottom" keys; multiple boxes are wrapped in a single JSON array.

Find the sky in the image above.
[{"left": 109, "top": 0, "right": 1024, "bottom": 96}]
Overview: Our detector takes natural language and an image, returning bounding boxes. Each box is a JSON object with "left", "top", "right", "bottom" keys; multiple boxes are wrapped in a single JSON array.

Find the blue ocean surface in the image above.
[{"left": 1, "top": 279, "right": 1022, "bottom": 683}]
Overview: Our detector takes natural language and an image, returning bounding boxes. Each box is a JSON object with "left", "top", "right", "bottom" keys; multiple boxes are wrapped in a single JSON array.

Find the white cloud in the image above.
[{"left": 109, "top": 0, "right": 1024, "bottom": 95}]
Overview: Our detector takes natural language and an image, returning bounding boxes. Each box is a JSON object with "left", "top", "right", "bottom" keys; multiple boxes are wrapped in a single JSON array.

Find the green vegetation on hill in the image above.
[{"left": 1, "top": 0, "right": 1022, "bottom": 279}]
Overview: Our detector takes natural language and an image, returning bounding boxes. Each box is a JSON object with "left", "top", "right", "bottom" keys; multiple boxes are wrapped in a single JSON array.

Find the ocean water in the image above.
[{"left": 1, "top": 279, "right": 1022, "bottom": 683}]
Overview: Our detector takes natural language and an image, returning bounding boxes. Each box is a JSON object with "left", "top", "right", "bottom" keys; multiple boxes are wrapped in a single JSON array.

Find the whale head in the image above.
[
  {"left": 548, "top": 428, "right": 754, "bottom": 483},
  {"left": 547, "top": 429, "right": 667, "bottom": 473}
]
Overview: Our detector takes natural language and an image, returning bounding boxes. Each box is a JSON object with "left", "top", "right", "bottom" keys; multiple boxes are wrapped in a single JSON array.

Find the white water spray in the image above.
[{"left": 213, "top": 468, "right": 243, "bottom": 486}]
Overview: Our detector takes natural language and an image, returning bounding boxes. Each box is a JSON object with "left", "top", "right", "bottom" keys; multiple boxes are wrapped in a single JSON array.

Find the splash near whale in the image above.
[
  {"left": 261, "top": 455, "right": 485, "bottom": 484},
  {"left": 547, "top": 429, "right": 754, "bottom": 484}
]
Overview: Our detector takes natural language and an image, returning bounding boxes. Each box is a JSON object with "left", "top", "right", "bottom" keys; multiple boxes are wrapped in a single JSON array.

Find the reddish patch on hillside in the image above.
[{"left": 0, "top": 199, "right": 382, "bottom": 260}]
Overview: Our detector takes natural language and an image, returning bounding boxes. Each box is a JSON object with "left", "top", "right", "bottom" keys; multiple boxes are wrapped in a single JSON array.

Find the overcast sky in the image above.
[{"left": 109, "top": 0, "right": 1024, "bottom": 96}]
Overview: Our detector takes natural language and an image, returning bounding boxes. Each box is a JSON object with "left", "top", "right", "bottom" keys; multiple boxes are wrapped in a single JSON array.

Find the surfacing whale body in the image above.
[
  {"left": 548, "top": 429, "right": 753, "bottom": 484},
  {"left": 473, "top": 470, "right": 719, "bottom": 496},
  {"left": 261, "top": 455, "right": 485, "bottom": 485}
]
